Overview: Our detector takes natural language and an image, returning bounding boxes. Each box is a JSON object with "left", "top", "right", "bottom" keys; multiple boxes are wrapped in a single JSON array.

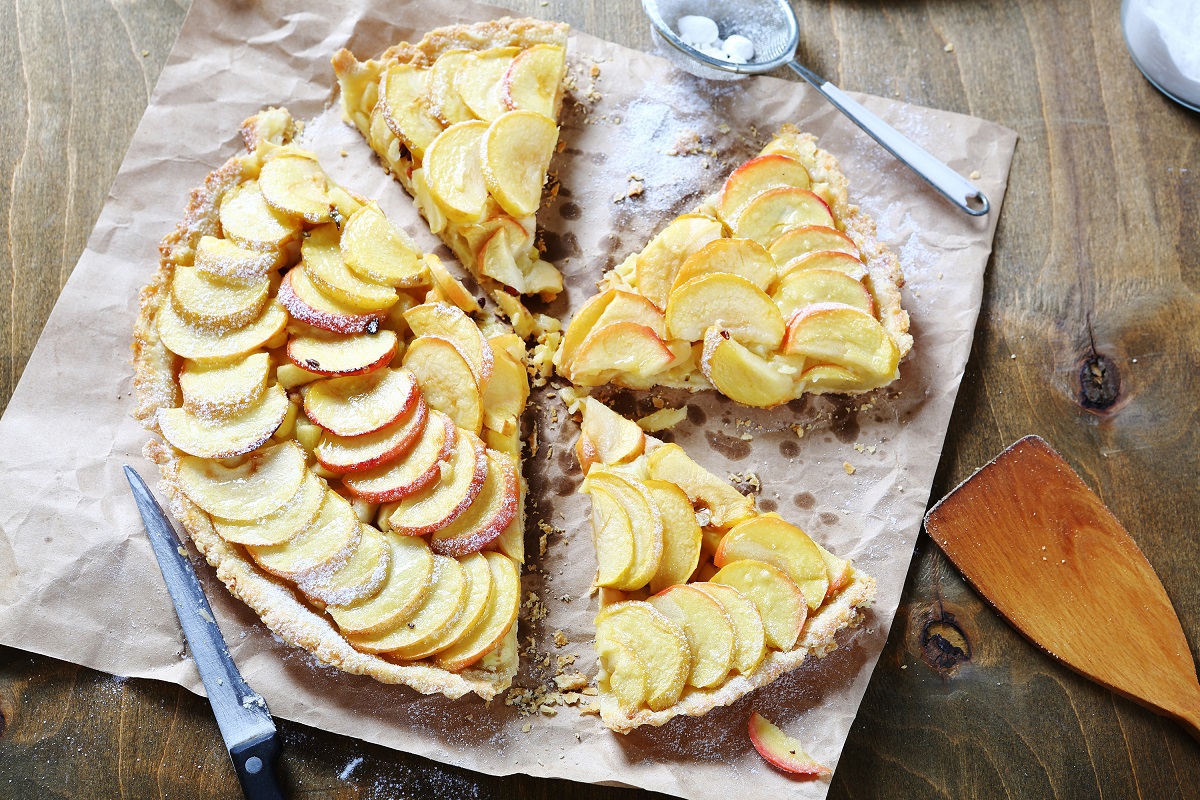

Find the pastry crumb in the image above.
[
  {"left": 555, "top": 672, "right": 589, "bottom": 691},
  {"left": 843, "top": 462, "right": 856, "bottom": 475},
  {"left": 944, "top": 42, "right": 955, "bottom": 52},
  {"left": 970, "top": 170, "right": 982, "bottom": 180},
  {"left": 728, "top": 471, "right": 762, "bottom": 495},
  {"left": 553, "top": 629, "right": 568, "bottom": 647}
]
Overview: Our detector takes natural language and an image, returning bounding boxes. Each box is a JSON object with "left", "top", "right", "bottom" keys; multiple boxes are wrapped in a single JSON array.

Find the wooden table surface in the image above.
[{"left": 2, "top": 0, "right": 1198, "bottom": 797}]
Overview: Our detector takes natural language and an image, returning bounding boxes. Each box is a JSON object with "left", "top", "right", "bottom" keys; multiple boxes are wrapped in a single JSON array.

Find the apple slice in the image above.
[
  {"left": 700, "top": 327, "right": 797, "bottom": 408},
  {"left": 177, "top": 440, "right": 306, "bottom": 521},
  {"left": 453, "top": 47, "right": 520, "bottom": 123},
  {"left": 433, "top": 550, "right": 520, "bottom": 672},
  {"left": 568, "top": 322, "right": 678, "bottom": 387},
  {"left": 799, "top": 363, "right": 864, "bottom": 394},
  {"left": 594, "top": 601, "right": 690, "bottom": 712},
  {"left": 170, "top": 267, "right": 270, "bottom": 332},
  {"left": 340, "top": 204, "right": 426, "bottom": 288},
  {"left": 500, "top": 44, "right": 565, "bottom": 117},
  {"left": 379, "top": 64, "right": 444, "bottom": 161},
  {"left": 715, "top": 154, "right": 813, "bottom": 229},
  {"left": 482, "top": 110, "right": 557, "bottom": 218},
  {"left": 301, "top": 225, "right": 398, "bottom": 312},
  {"left": 665, "top": 272, "right": 785, "bottom": 348},
  {"left": 635, "top": 214, "right": 724, "bottom": 310},
  {"left": 582, "top": 470, "right": 663, "bottom": 591},
  {"left": 156, "top": 299, "right": 287, "bottom": 363},
  {"left": 430, "top": 450, "right": 518, "bottom": 557},
  {"left": 648, "top": 584, "right": 736, "bottom": 688},
  {"left": 576, "top": 397, "right": 645, "bottom": 473},
  {"left": 816, "top": 541, "right": 854, "bottom": 601},
  {"left": 692, "top": 582, "right": 767, "bottom": 675},
  {"left": 586, "top": 485, "right": 637, "bottom": 589},
  {"left": 179, "top": 352, "right": 269, "bottom": 418},
  {"left": 671, "top": 237, "right": 776, "bottom": 293},
  {"left": 327, "top": 533, "right": 435, "bottom": 636},
  {"left": 387, "top": 551, "right": 491, "bottom": 661},
  {"left": 595, "top": 632, "right": 650, "bottom": 712},
  {"left": 645, "top": 443, "right": 755, "bottom": 528},
  {"left": 194, "top": 235, "right": 281, "bottom": 284},
  {"left": 248, "top": 489, "right": 361, "bottom": 582},
  {"left": 773, "top": 268, "right": 873, "bottom": 319},
  {"left": 781, "top": 304, "right": 900, "bottom": 386},
  {"left": 158, "top": 382, "right": 289, "bottom": 459},
  {"left": 480, "top": 338, "right": 528, "bottom": 436},
  {"left": 315, "top": 394, "right": 428, "bottom": 474},
  {"left": 425, "top": 254, "right": 481, "bottom": 315},
  {"left": 474, "top": 217, "right": 530, "bottom": 292},
  {"left": 218, "top": 180, "right": 301, "bottom": 253},
  {"left": 768, "top": 225, "right": 861, "bottom": 269},
  {"left": 387, "top": 429, "right": 488, "bottom": 536},
  {"left": 643, "top": 479, "right": 703, "bottom": 594},
  {"left": 303, "top": 368, "right": 419, "bottom": 437},
  {"left": 716, "top": 515, "right": 829, "bottom": 611},
  {"left": 557, "top": 289, "right": 615, "bottom": 371},
  {"left": 211, "top": 469, "right": 324, "bottom": 547},
  {"left": 777, "top": 250, "right": 868, "bottom": 283},
  {"left": 734, "top": 187, "right": 835, "bottom": 247},
  {"left": 711, "top": 560, "right": 807, "bottom": 651},
  {"left": 258, "top": 152, "right": 332, "bottom": 224},
  {"left": 402, "top": 335, "right": 484, "bottom": 434},
  {"left": 403, "top": 303, "right": 493, "bottom": 389},
  {"left": 426, "top": 50, "right": 475, "bottom": 126},
  {"left": 591, "top": 289, "right": 668, "bottom": 339},
  {"left": 299, "top": 523, "right": 391, "bottom": 607},
  {"left": 343, "top": 410, "right": 455, "bottom": 503},
  {"left": 277, "top": 266, "right": 386, "bottom": 335},
  {"left": 748, "top": 712, "right": 832, "bottom": 777},
  {"left": 423, "top": 121, "right": 490, "bottom": 224},
  {"left": 349, "top": 554, "right": 467, "bottom": 654},
  {"left": 287, "top": 328, "right": 397, "bottom": 378}
]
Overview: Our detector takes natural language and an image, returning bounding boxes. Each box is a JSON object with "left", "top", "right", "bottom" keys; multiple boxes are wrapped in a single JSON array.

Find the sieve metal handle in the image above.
[{"left": 787, "top": 61, "right": 990, "bottom": 217}]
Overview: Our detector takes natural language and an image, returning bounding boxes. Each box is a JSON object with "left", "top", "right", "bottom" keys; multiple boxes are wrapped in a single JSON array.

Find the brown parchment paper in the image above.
[{"left": 0, "top": 0, "right": 1016, "bottom": 796}]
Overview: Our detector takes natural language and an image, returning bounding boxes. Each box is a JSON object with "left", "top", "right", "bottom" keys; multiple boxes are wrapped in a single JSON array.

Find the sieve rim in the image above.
[{"left": 640, "top": 0, "right": 800, "bottom": 75}]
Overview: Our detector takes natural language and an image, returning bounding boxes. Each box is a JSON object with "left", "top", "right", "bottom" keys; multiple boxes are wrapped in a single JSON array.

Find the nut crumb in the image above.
[{"left": 555, "top": 672, "right": 589, "bottom": 691}]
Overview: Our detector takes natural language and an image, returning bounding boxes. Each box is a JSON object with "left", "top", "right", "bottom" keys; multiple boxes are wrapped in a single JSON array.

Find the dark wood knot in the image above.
[
  {"left": 1078, "top": 352, "right": 1120, "bottom": 412},
  {"left": 921, "top": 614, "right": 971, "bottom": 672}
]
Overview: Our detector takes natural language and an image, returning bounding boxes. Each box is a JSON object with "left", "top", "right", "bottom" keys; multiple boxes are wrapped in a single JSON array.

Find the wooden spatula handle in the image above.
[{"left": 1176, "top": 695, "right": 1200, "bottom": 743}]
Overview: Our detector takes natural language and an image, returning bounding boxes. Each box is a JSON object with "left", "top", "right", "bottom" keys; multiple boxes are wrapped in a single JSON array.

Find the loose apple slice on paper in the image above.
[
  {"left": 768, "top": 225, "right": 861, "bottom": 269},
  {"left": 340, "top": 204, "right": 426, "bottom": 288},
  {"left": 349, "top": 554, "right": 467, "bottom": 654},
  {"left": 402, "top": 336, "right": 484, "bottom": 434},
  {"left": 434, "top": 550, "right": 520, "bottom": 672},
  {"left": 700, "top": 327, "right": 797, "bottom": 408},
  {"left": 643, "top": 479, "right": 703, "bottom": 594},
  {"left": 212, "top": 469, "right": 325, "bottom": 547},
  {"left": 591, "top": 289, "right": 668, "bottom": 339},
  {"left": 379, "top": 64, "right": 444, "bottom": 161},
  {"left": 158, "top": 382, "right": 289, "bottom": 459},
  {"left": 430, "top": 450, "right": 519, "bottom": 557},
  {"left": 176, "top": 440, "right": 307, "bottom": 521},
  {"left": 343, "top": 410, "right": 455, "bottom": 502},
  {"left": 711, "top": 560, "right": 807, "bottom": 651},
  {"left": 179, "top": 352, "right": 270, "bottom": 418},
  {"left": 454, "top": 47, "right": 520, "bottom": 123},
  {"left": 301, "top": 225, "right": 398, "bottom": 312},
  {"left": 426, "top": 50, "right": 475, "bottom": 126},
  {"left": 568, "top": 322, "right": 678, "bottom": 387},
  {"left": 782, "top": 304, "right": 900, "bottom": 386},
  {"left": 692, "top": 582, "right": 767, "bottom": 675},
  {"left": 582, "top": 470, "right": 663, "bottom": 591},
  {"left": 258, "top": 151, "right": 333, "bottom": 224},
  {"left": 194, "top": 235, "right": 281, "bottom": 284},
  {"left": 776, "top": 250, "right": 868, "bottom": 282},
  {"left": 665, "top": 273, "right": 785, "bottom": 348},
  {"left": 594, "top": 601, "right": 690, "bottom": 712},
  {"left": 748, "top": 712, "right": 832, "bottom": 777},
  {"left": 635, "top": 214, "right": 725, "bottom": 310},
  {"left": 299, "top": 523, "right": 391, "bottom": 607},
  {"left": 170, "top": 267, "right": 270, "bottom": 332},
  {"left": 715, "top": 154, "right": 813, "bottom": 229},
  {"left": 404, "top": 303, "right": 493, "bottom": 389},
  {"left": 595, "top": 632, "right": 650, "bottom": 712},
  {"left": 647, "top": 584, "right": 736, "bottom": 688},
  {"left": 557, "top": 289, "right": 615, "bottom": 370},
  {"left": 586, "top": 485, "right": 637, "bottom": 589},
  {"left": 387, "top": 429, "right": 488, "bottom": 536},
  {"left": 387, "top": 552, "right": 491, "bottom": 661},
  {"left": 156, "top": 299, "right": 287, "bottom": 363},
  {"left": 287, "top": 328, "right": 397, "bottom": 378},
  {"left": 716, "top": 515, "right": 829, "bottom": 611},
  {"left": 423, "top": 121, "right": 490, "bottom": 224},
  {"left": 327, "top": 533, "right": 435, "bottom": 636},
  {"left": 277, "top": 266, "right": 386, "bottom": 335},
  {"left": 576, "top": 397, "right": 645, "bottom": 473},
  {"left": 480, "top": 338, "right": 528, "bottom": 436},
  {"left": 248, "top": 489, "right": 361, "bottom": 582},
  {"left": 482, "top": 110, "right": 557, "bottom": 218},
  {"left": 304, "top": 368, "right": 419, "bottom": 438},
  {"left": 773, "top": 269, "right": 874, "bottom": 319},
  {"left": 500, "top": 44, "right": 565, "bottom": 117},
  {"left": 671, "top": 238, "right": 777, "bottom": 293},
  {"left": 315, "top": 394, "right": 428, "bottom": 474},
  {"left": 218, "top": 181, "right": 301, "bottom": 253},
  {"left": 734, "top": 187, "right": 835, "bottom": 247},
  {"left": 645, "top": 444, "right": 755, "bottom": 529}
]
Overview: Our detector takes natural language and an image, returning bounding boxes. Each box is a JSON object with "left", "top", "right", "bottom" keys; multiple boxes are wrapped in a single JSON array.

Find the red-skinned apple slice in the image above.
[
  {"left": 557, "top": 289, "right": 615, "bottom": 371},
  {"left": 303, "top": 368, "right": 419, "bottom": 437},
  {"left": 315, "top": 394, "right": 428, "bottom": 474},
  {"left": 482, "top": 110, "right": 558, "bottom": 218},
  {"left": 403, "top": 302, "right": 493, "bottom": 389},
  {"left": 781, "top": 303, "right": 900, "bottom": 386},
  {"left": 402, "top": 335, "right": 484, "bottom": 434},
  {"left": 768, "top": 224, "right": 861, "bottom": 268},
  {"left": 748, "top": 712, "right": 832, "bottom": 777},
  {"left": 772, "top": 268, "right": 874, "bottom": 319},
  {"left": 430, "top": 449, "right": 518, "bottom": 557},
  {"left": 715, "top": 154, "right": 813, "bottom": 229},
  {"left": 278, "top": 266, "right": 386, "bottom": 335},
  {"left": 671, "top": 237, "right": 776, "bottom": 293},
  {"left": 158, "top": 382, "right": 290, "bottom": 459},
  {"left": 287, "top": 328, "right": 398, "bottom": 377},
  {"left": 575, "top": 397, "right": 645, "bottom": 473},
  {"left": 715, "top": 515, "right": 829, "bottom": 611},
  {"left": 591, "top": 289, "right": 667, "bottom": 339},
  {"left": 500, "top": 44, "right": 565, "bottom": 117},
  {"left": 776, "top": 250, "right": 867, "bottom": 282},
  {"left": 343, "top": 410, "right": 455, "bottom": 503},
  {"left": 453, "top": 47, "right": 520, "bottom": 122},
  {"left": 635, "top": 214, "right": 724, "bottom": 310},
  {"left": 387, "top": 429, "right": 488, "bottom": 536},
  {"left": 665, "top": 273, "right": 785, "bottom": 348},
  {"left": 735, "top": 187, "right": 835, "bottom": 246}
]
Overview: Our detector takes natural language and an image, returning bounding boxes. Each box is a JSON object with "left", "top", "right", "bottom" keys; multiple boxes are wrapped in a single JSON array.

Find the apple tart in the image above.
[
  {"left": 557, "top": 127, "right": 913, "bottom": 406},
  {"left": 133, "top": 107, "right": 530, "bottom": 699},
  {"left": 572, "top": 398, "right": 876, "bottom": 731},
  {"left": 332, "top": 18, "right": 568, "bottom": 317}
]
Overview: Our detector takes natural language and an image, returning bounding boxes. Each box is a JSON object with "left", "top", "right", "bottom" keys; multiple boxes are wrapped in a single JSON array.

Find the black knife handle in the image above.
[{"left": 229, "top": 732, "right": 286, "bottom": 800}]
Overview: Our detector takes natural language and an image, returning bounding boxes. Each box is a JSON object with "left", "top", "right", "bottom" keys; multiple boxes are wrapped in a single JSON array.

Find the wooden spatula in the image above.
[{"left": 924, "top": 435, "right": 1200, "bottom": 741}]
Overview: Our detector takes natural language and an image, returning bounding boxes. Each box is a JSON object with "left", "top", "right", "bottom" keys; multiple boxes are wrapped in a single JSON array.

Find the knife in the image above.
[{"left": 124, "top": 465, "right": 287, "bottom": 800}]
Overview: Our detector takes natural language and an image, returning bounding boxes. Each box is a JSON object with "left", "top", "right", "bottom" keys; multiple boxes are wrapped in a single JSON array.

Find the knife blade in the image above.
[{"left": 124, "top": 465, "right": 286, "bottom": 800}]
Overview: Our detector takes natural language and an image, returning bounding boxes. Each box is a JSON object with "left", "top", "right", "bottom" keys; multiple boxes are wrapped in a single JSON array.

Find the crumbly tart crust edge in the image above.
[
  {"left": 597, "top": 569, "right": 878, "bottom": 732},
  {"left": 130, "top": 107, "right": 517, "bottom": 701}
]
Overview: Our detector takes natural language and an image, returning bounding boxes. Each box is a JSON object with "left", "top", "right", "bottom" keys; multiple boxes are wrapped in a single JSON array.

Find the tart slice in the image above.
[
  {"left": 557, "top": 127, "right": 913, "bottom": 405},
  {"left": 133, "top": 107, "right": 529, "bottom": 701},
  {"left": 332, "top": 18, "right": 568, "bottom": 316},
  {"left": 573, "top": 398, "right": 876, "bottom": 732}
]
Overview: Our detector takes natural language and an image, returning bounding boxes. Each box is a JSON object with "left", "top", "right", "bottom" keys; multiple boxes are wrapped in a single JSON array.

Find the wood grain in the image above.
[{"left": 2, "top": 0, "right": 1199, "bottom": 798}]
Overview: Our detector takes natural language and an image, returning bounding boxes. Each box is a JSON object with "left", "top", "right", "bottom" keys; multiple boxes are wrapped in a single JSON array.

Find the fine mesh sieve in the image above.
[{"left": 640, "top": 0, "right": 990, "bottom": 216}]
